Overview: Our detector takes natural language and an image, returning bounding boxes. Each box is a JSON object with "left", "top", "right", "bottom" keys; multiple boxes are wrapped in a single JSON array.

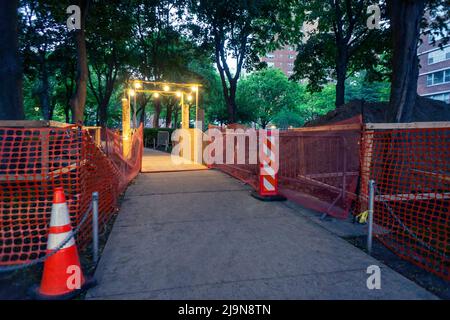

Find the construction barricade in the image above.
[
  {"left": 211, "top": 119, "right": 450, "bottom": 280},
  {"left": 0, "top": 122, "right": 143, "bottom": 266},
  {"left": 359, "top": 122, "right": 450, "bottom": 281},
  {"left": 211, "top": 117, "right": 362, "bottom": 219}
]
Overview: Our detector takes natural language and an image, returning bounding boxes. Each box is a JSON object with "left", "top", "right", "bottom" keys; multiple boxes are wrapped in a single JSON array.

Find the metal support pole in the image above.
[
  {"left": 92, "top": 192, "right": 99, "bottom": 264},
  {"left": 367, "top": 180, "right": 375, "bottom": 255}
]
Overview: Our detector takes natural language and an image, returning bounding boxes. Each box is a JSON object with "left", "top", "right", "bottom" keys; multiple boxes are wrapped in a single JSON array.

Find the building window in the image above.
[
  {"left": 426, "top": 69, "right": 450, "bottom": 86},
  {"left": 428, "top": 46, "right": 450, "bottom": 64},
  {"left": 429, "top": 93, "right": 450, "bottom": 104}
]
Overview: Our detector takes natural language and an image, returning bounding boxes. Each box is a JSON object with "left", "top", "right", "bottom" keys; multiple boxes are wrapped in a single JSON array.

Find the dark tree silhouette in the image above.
[{"left": 0, "top": 0, "right": 24, "bottom": 120}]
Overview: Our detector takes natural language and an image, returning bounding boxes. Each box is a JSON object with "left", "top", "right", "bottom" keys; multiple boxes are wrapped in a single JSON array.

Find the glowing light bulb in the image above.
[
  {"left": 176, "top": 91, "right": 182, "bottom": 98},
  {"left": 187, "top": 95, "right": 193, "bottom": 102},
  {"left": 191, "top": 86, "right": 198, "bottom": 92},
  {"left": 154, "top": 92, "right": 160, "bottom": 98},
  {"left": 128, "top": 89, "right": 135, "bottom": 97},
  {"left": 134, "top": 82, "right": 142, "bottom": 89},
  {"left": 163, "top": 85, "right": 170, "bottom": 92}
]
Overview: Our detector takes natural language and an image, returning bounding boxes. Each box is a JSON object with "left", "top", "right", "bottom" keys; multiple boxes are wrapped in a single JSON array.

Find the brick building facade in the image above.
[
  {"left": 417, "top": 16, "right": 450, "bottom": 104},
  {"left": 260, "top": 46, "right": 297, "bottom": 77}
]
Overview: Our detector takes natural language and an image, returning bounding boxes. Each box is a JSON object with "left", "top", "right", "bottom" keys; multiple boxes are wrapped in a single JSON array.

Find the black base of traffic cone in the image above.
[
  {"left": 251, "top": 190, "right": 287, "bottom": 202},
  {"left": 29, "top": 277, "right": 97, "bottom": 300}
]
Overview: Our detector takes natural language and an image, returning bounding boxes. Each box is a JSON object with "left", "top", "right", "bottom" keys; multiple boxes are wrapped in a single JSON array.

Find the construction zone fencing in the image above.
[
  {"left": 212, "top": 120, "right": 450, "bottom": 280},
  {"left": 212, "top": 118, "right": 362, "bottom": 219},
  {"left": 359, "top": 123, "right": 450, "bottom": 281},
  {"left": 0, "top": 122, "right": 143, "bottom": 266}
]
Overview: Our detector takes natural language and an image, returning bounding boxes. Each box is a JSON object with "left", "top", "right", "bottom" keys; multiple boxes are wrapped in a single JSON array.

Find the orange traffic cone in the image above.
[{"left": 33, "top": 187, "right": 95, "bottom": 300}]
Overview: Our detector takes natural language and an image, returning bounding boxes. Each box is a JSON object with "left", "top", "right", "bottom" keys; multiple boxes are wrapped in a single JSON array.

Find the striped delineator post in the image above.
[{"left": 252, "top": 129, "right": 286, "bottom": 202}]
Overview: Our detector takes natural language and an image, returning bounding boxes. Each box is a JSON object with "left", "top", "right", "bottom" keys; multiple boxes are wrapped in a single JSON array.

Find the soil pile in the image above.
[{"left": 305, "top": 97, "right": 450, "bottom": 126}]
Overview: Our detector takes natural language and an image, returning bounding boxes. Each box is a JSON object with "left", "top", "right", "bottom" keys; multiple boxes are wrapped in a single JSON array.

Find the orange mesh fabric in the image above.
[
  {"left": 278, "top": 127, "right": 361, "bottom": 218},
  {"left": 213, "top": 119, "right": 361, "bottom": 219},
  {"left": 359, "top": 127, "right": 450, "bottom": 280},
  {"left": 0, "top": 124, "right": 143, "bottom": 266}
]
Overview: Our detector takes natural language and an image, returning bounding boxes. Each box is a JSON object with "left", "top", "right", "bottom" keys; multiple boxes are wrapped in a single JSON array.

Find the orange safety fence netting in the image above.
[
  {"left": 212, "top": 117, "right": 362, "bottom": 219},
  {"left": 359, "top": 126, "right": 450, "bottom": 280},
  {"left": 211, "top": 121, "right": 450, "bottom": 280},
  {"left": 0, "top": 124, "right": 143, "bottom": 266}
]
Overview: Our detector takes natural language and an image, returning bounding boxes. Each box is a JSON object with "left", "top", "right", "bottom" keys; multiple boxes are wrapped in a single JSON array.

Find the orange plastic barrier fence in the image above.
[
  {"left": 278, "top": 126, "right": 361, "bottom": 219},
  {"left": 0, "top": 124, "right": 143, "bottom": 266},
  {"left": 359, "top": 125, "right": 450, "bottom": 280},
  {"left": 213, "top": 121, "right": 450, "bottom": 280},
  {"left": 212, "top": 117, "right": 362, "bottom": 219}
]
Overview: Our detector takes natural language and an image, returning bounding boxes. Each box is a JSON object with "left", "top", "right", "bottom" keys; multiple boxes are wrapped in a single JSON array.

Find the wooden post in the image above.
[
  {"left": 360, "top": 128, "right": 374, "bottom": 209},
  {"left": 122, "top": 98, "right": 131, "bottom": 158},
  {"left": 95, "top": 128, "right": 101, "bottom": 147},
  {"left": 181, "top": 94, "right": 189, "bottom": 130}
]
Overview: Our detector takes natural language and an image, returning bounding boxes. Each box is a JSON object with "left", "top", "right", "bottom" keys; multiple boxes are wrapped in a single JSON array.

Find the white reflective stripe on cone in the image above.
[
  {"left": 50, "top": 203, "right": 71, "bottom": 227},
  {"left": 47, "top": 231, "right": 75, "bottom": 250}
]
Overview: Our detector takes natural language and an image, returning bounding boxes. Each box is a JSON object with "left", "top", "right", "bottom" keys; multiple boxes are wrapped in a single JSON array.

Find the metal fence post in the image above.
[
  {"left": 92, "top": 192, "right": 99, "bottom": 264},
  {"left": 367, "top": 180, "right": 375, "bottom": 255}
]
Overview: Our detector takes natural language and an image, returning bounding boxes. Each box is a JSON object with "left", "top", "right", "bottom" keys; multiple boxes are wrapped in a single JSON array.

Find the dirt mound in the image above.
[{"left": 305, "top": 97, "right": 450, "bottom": 126}]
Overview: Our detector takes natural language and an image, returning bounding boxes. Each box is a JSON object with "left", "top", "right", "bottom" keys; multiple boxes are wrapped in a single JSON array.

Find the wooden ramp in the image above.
[{"left": 141, "top": 148, "right": 208, "bottom": 173}]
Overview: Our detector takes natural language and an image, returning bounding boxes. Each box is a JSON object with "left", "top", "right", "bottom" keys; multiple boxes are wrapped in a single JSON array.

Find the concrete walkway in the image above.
[
  {"left": 141, "top": 148, "right": 207, "bottom": 173},
  {"left": 87, "top": 170, "right": 436, "bottom": 300}
]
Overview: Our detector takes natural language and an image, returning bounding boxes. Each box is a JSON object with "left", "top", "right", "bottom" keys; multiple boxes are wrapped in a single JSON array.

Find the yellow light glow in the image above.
[
  {"left": 191, "top": 86, "right": 198, "bottom": 92},
  {"left": 176, "top": 91, "right": 182, "bottom": 98},
  {"left": 128, "top": 89, "right": 135, "bottom": 97},
  {"left": 187, "top": 95, "right": 193, "bottom": 102},
  {"left": 153, "top": 92, "right": 160, "bottom": 98},
  {"left": 163, "top": 85, "right": 170, "bottom": 92},
  {"left": 134, "top": 82, "right": 142, "bottom": 89}
]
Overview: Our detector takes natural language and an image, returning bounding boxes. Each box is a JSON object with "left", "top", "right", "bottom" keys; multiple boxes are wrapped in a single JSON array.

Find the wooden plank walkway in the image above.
[{"left": 141, "top": 148, "right": 208, "bottom": 173}]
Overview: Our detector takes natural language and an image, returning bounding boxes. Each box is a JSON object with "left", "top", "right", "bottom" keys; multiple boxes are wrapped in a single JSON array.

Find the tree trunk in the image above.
[
  {"left": 140, "top": 104, "right": 146, "bottom": 126},
  {"left": 165, "top": 103, "right": 173, "bottom": 128},
  {"left": 98, "top": 99, "right": 108, "bottom": 127},
  {"left": 228, "top": 80, "right": 238, "bottom": 123},
  {"left": 0, "top": 0, "right": 24, "bottom": 120},
  {"left": 153, "top": 99, "right": 161, "bottom": 128},
  {"left": 64, "top": 107, "right": 71, "bottom": 124},
  {"left": 387, "top": 0, "right": 425, "bottom": 123},
  {"left": 39, "top": 55, "right": 51, "bottom": 120},
  {"left": 173, "top": 105, "right": 179, "bottom": 129},
  {"left": 335, "top": 54, "right": 347, "bottom": 107},
  {"left": 70, "top": 0, "right": 90, "bottom": 124}
]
